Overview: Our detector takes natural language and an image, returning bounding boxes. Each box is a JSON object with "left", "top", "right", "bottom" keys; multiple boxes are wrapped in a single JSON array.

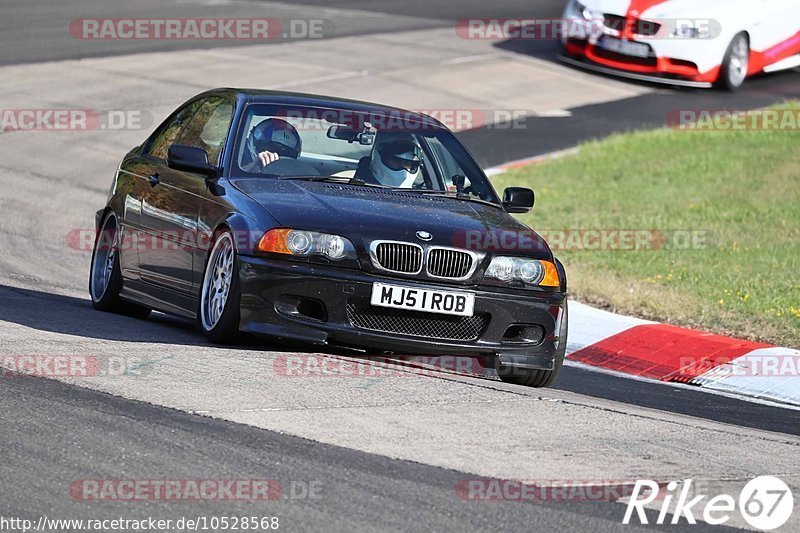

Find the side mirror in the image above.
[
  {"left": 502, "top": 187, "right": 534, "bottom": 214},
  {"left": 167, "top": 144, "right": 218, "bottom": 178}
]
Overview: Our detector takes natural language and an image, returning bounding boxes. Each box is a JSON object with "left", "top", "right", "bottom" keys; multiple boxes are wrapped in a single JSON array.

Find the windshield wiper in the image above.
[
  {"left": 276, "top": 177, "right": 499, "bottom": 205},
  {"left": 406, "top": 189, "right": 501, "bottom": 208},
  {"left": 410, "top": 189, "right": 471, "bottom": 197},
  {"left": 277, "top": 176, "right": 390, "bottom": 188}
]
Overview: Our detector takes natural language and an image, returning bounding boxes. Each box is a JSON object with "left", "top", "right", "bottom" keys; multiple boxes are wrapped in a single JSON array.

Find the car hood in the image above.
[{"left": 230, "top": 178, "right": 552, "bottom": 259}]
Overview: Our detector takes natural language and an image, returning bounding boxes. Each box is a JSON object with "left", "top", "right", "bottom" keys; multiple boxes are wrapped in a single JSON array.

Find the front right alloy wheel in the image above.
[
  {"left": 198, "top": 229, "right": 241, "bottom": 343},
  {"left": 718, "top": 33, "right": 750, "bottom": 91}
]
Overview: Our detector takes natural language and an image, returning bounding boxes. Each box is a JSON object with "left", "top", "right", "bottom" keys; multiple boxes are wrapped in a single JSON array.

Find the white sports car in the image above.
[{"left": 560, "top": 0, "right": 800, "bottom": 89}]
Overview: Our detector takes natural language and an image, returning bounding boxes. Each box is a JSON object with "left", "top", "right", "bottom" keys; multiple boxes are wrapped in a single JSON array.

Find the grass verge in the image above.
[{"left": 491, "top": 102, "right": 800, "bottom": 347}]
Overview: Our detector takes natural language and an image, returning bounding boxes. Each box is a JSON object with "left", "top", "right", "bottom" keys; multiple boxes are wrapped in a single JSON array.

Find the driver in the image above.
[
  {"left": 243, "top": 118, "right": 302, "bottom": 170},
  {"left": 357, "top": 132, "right": 423, "bottom": 188}
]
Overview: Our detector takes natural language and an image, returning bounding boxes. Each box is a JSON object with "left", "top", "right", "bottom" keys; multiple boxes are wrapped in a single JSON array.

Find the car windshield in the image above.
[{"left": 232, "top": 104, "right": 500, "bottom": 204}]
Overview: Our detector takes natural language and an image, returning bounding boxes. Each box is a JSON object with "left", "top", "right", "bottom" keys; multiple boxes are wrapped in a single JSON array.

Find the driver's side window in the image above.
[
  {"left": 175, "top": 97, "right": 233, "bottom": 166},
  {"left": 144, "top": 99, "right": 205, "bottom": 160}
]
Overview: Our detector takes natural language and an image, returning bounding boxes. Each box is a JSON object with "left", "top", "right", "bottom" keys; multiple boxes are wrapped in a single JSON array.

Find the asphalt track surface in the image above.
[
  {"left": 0, "top": 0, "right": 563, "bottom": 65},
  {"left": 1, "top": 1, "right": 799, "bottom": 531},
  {"left": 2, "top": 369, "right": 734, "bottom": 533}
]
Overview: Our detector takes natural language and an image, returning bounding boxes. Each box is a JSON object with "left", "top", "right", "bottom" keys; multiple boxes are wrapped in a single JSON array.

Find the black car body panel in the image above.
[{"left": 96, "top": 88, "right": 567, "bottom": 372}]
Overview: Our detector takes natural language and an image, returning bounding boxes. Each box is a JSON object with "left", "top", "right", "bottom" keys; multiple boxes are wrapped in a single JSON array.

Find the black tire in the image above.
[
  {"left": 197, "top": 229, "right": 241, "bottom": 344},
  {"left": 89, "top": 212, "right": 151, "bottom": 319},
  {"left": 497, "top": 300, "right": 568, "bottom": 388},
  {"left": 716, "top": 33, "right": 749, "bottom": 91}
]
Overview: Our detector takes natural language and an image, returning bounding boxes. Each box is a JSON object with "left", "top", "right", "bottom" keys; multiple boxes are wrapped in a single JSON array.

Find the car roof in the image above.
[{"left": 195, "top": 87, "right": 448, "bottom": 130}]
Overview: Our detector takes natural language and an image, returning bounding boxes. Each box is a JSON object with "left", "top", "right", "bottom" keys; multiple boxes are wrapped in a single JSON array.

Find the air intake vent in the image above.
[
  {"left": 347, "top": 300, "right": 489, "bottom": 341},
  {"left": 603, "top": 14, "right": 661, "bottom": 36},
  {"left": 603, "top": 14, "right": 627, "bottom": 32}
]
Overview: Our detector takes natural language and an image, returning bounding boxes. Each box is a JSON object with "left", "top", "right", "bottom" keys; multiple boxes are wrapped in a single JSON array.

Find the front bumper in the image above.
[
  {"left": 237, "top": 256, "right": 567, "bottom": 370},
  {"left": 559, "top": 53, "right": 713, "bottom": 88},
  {"left": 561, "top": 36, "right": 720, "bottom": 88}
]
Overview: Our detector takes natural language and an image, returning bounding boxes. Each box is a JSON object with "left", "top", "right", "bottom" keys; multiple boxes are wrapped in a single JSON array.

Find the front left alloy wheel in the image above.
[{"left": 198, "top": 229, "right": 241, "bottom": 343}]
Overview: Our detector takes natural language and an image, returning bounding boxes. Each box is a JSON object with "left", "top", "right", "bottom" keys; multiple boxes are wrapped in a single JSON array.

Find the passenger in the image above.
[{"left": 356, "top": 132, "right": 423, "bottom": 188}]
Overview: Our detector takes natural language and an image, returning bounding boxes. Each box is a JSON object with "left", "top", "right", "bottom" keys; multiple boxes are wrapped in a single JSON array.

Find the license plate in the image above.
[
  {"left": 599, "top": 37, "right": 650, "bottom": 59},
  {"left": 370, "top": 283, "right": 475, "bottom": 317}
]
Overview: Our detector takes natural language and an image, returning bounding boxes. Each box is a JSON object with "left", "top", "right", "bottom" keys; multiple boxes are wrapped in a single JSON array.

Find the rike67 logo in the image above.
[{"left": 624, "top": 476, "right": 794, "bottom": 530}]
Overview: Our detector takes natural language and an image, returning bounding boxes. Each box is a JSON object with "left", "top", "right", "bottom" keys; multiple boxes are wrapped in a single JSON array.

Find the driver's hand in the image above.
[{"left": 257, "top": 150, "right": 279, "bottom": 167}]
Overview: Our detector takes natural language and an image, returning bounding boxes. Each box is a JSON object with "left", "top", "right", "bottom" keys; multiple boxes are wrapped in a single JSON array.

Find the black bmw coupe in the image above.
[{"left": 90, "top": 89, "right": 568, "bottom": 387}]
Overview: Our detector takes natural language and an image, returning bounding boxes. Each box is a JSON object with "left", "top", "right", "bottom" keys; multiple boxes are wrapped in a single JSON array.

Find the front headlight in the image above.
[
  {"left": 566, "top": 0, "right": 594, "bottom": 21},
  {"left": 484, "top": 256, "right": 560, "bottom": 288},
  {"left": 672, "top": 24, "right": 710, "bottom": 39},
  {"left": 258, "top": 229, "right": 357, "bottom": 261}
]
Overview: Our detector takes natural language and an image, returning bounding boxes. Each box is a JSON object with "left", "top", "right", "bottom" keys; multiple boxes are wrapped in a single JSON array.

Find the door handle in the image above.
[{"left": 148, "top": 173, "right": 160, "bottom": 187}]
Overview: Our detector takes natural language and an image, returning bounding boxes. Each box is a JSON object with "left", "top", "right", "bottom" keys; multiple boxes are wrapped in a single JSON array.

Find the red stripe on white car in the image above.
[
  {"left": 750, "top": 30, "right": 800, "bottom": 75},
  {"left": 622, "top": 1, "right": 670, "bottom": 40}
]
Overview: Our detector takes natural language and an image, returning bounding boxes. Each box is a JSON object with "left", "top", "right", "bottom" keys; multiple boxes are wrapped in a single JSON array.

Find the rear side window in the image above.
[
  {"left": 175, "top": 97, "right": 234, "bottom": 165},
  {"left": 144, "top": 99, "right": 204, "bottom": 160}
]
